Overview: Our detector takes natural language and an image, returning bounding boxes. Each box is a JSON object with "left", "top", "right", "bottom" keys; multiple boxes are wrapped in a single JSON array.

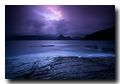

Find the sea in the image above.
[
  {"left": 5, "top": 40, "right": 115, "bottom": 79},
  {"left": 5, "top": 40, "right": 115, "bottom": 58}
]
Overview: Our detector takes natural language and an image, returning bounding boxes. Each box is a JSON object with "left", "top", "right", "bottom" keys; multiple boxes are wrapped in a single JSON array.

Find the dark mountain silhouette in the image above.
[
  {"left": 56, "top": 35, "right": 72, "bottom": 40},
  {"left": 6, "top": 34, "right": 84, "bottom": 40},
  {"left": 11, "top": 34, "right": 57, "bottom": 40},
  {"left": 72, "top": 36, "right": 83, "bottom": 40},
  {"left": 56, "top": 35, "right": 66, "bottom": 40},
  {"left": 56, "top": 35, "right": 83, "bottom": 40},
  {"left": 66, "top": 36, "right": 72, "bottom": 40},
  {"left": 83, "top": 27, "right": 115, "bottom": 40},
  {"left": 6, "top": 34, "right": 83, "bottom": 40}
]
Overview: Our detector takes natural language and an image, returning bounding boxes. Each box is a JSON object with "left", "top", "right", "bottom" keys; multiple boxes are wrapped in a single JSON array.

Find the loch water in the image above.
[{"left": 5, "top": 40, "right": 115, "bottom": 58}]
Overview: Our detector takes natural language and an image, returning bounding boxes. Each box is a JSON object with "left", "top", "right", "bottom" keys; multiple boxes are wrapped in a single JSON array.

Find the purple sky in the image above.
[{"left": 5, "top": 5, "right": 115, "bottom": 38}]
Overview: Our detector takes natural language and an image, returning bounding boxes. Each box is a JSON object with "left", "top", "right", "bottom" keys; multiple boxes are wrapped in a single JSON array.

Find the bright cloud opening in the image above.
[{"left": 44, "top": 5, "right": 62, "bottom": 20}]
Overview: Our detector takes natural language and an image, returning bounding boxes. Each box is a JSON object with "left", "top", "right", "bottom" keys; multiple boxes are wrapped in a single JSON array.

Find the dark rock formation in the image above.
[
  {"left": 56, "top": 35, "right": 83, "bottom": 40},
  {"left": 30, "top": 45, "right": 55, "bottom": 47},
  {"left": 83, "top": 27, "right": 115, "bottom": 40},
  {"left": 5, "top": 56, "right": 115, "bottom": 79},
  {"left": 56, "top": 35, "right": 72, "bottom": 40},
  {"left": 102, "top": 47, "right": 115, "bottom": 52},
  {"left": 40, "top": 45, "right": 54, "bottom": 47},
  {"left": 85, "top": 45, "right": 98, "bottom": 49},
  {"left": 30, "top": 46, "right": 38, "bottom": 47},
  {"left": 56, "top": 35, "right": 66, "bottom": 40}
]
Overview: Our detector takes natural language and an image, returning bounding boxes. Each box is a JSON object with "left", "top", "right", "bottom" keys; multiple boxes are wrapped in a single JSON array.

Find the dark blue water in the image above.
[{"left": 5, "top": 40, "right": 115, "bottom": 58}]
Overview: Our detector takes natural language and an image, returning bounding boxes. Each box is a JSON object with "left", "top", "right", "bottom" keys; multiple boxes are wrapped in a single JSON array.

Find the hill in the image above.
[
  {"left": 83, "top": 27, "right": 115, "bottom": 40},
  {"left": 56, "top": 35, "right": 72, "bottom": 40},
  {"left": 11, "top": 35, "right": 57, "bottom": 40}
]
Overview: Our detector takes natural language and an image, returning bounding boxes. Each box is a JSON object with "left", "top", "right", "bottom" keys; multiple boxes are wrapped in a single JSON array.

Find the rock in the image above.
[
  {"left": 85, "top": 45, "right": 98, "bottom": 49},
  {"left": 40, "top": 45, "right": 54, "bottom": 47},
  {"left": 5, "top": 56, "right": 115, "bottom": 79},
  {"left": 30, "top": 45, "right": 55, "bottom": 47},
  {"left": 56, "top": 35, "right": 72, "bottom": 40},
  {"left": 102, "top": 47, "right": 115, "bottom": 52},
  {"left": 47, "top": 66, "right": 51, "bottom": 70},
  {"left": 56, "top": 35, "right": 66, "bottom": 40},
  {"left": 30, "top": 46, "right": 37, "bottom": 47}
]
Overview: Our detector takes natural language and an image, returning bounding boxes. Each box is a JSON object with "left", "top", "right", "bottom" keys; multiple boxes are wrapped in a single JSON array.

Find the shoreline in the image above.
[{"left": 5, "top": 56, "right": 115, "bottom": 79}]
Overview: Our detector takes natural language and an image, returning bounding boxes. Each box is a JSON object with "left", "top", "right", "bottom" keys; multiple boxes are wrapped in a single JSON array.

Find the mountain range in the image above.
[
  {"left": 56, "top": 35, "right": 83, "bottom": 40},
  {"left": 5, "top": 27, "right": 115, "bottom": 40},
  {"left": 6, "top": 34, "right": 83, "bottom": 40}
]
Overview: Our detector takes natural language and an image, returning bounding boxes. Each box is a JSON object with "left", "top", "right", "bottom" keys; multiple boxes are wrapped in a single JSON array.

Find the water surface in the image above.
[{"left": 5, "top": 40, "right": 115, "bottom": 58}]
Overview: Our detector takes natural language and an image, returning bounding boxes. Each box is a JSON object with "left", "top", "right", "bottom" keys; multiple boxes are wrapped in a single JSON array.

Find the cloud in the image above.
[
  {"left": 56, "top": 5, "right": 115, "bottom": 35},
  {"left": 23, "top": 19, "right": 46, "bottom": 34},
  {"left": 5, "top": 5, "right": 115, "bottom": 38},
  {"left": 5, "top": 5, "right": 47, "bottom": 37}
]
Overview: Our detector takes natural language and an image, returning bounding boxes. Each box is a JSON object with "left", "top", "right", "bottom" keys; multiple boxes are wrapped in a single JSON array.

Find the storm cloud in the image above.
[{"left": 5, "top": 5, "right": 115, "bottom": 38}]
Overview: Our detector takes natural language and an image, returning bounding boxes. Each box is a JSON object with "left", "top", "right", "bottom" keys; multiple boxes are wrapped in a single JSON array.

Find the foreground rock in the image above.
[
  {"left": 85, "top": 45, "right": 98, "bottom": 49},
  {"left": 5, "top": 56, "right": 115, "bottom": 79},
  {"left": 102, "top": 47, "right": 115, "bottom": 52}
]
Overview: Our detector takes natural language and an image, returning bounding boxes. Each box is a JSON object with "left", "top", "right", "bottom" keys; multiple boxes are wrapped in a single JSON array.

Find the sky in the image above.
[{"left": 5, "top": 5, "right": 115, "bottom": 38}]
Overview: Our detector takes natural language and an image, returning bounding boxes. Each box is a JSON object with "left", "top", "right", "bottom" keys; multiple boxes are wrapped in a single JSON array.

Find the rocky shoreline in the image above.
[{"left": 5, "top": 56, "right": 115, "bottom": 79}]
